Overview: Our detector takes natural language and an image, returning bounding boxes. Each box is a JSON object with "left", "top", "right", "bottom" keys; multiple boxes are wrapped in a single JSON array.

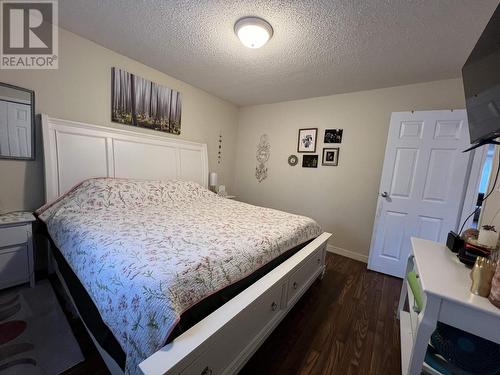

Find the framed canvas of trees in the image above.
[{"left": 111, "top": 67, "right": 182, "bottom": 135}]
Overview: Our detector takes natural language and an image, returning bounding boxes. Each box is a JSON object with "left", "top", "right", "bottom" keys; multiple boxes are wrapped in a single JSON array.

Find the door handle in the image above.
[{"left": 381, "top": 191, "right": 389, "bottom": 198}]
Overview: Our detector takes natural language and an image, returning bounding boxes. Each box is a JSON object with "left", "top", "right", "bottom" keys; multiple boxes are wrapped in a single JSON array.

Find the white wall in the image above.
[
  {"left": 0, "top": 27, "right": 239, "bottom": 213},
  {"left": 235, "top": 78, "right": 467, "bottom": 259}
]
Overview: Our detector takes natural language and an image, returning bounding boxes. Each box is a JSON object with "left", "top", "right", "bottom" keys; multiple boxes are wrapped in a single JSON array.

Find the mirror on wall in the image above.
[{"left": 0, "top": 83, "right": 35, "bottom": 160}]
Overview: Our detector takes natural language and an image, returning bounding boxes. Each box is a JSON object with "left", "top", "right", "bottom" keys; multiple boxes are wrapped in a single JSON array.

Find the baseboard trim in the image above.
[{"left": 326, "top": 244, "right": 368, "bottom": 264}]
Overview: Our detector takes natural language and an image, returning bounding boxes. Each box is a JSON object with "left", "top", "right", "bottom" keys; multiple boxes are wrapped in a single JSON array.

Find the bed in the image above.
[{"left": 39, "top": 115, "right": 331, "bottom": 375}]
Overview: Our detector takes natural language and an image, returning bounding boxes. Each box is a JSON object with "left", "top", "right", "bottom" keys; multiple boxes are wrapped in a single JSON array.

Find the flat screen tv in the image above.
[{"left": 462, "top": 4, "right": 500, "bottom": 152}]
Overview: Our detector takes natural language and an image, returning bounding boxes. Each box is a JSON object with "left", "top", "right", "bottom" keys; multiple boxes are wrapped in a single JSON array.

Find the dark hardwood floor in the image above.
[
  {"left": 240, "top": 253, "right": 402, "bottom": 375},
  {"left": 63, "top": 253, "right": 402, "bottom": 375}
]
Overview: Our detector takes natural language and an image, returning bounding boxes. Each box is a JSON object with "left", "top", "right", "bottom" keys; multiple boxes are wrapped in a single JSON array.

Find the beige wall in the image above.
[
  {"left": 0, "top": 28, "right": 239, "bottom": 213},
  {"left": 234, "top": 78, "right": 467, "bottom": 258},
  {"left": 0, "top": 27, "right": 479, "bottom": 260}
]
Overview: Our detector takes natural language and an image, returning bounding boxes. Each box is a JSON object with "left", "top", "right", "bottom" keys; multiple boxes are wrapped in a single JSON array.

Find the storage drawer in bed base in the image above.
[
  {"left": 179, "top": 247, "right": 326, "bottom": 375},
  {"left": 139, "top": 233, "right": 331, "bottom": 375}
]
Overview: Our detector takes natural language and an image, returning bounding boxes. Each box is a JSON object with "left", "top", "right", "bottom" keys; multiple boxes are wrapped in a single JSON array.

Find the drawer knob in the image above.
[
  {"left": 293, "top": 281, "right": 298, "bottom": 290},
  {"left": 201, "top": 366, "right": 213, "bottom": 375},
  {"left": 317, "top": 258, "right": 321, "bottom": 264},
  {"left": 271, "top": 302, "right": 278, "bottom": 311}
]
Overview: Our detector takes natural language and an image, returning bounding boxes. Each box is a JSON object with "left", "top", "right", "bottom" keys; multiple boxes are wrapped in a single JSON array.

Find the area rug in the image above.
[{"left": 0, "top": 280, "right": 84, "bottom": 374}]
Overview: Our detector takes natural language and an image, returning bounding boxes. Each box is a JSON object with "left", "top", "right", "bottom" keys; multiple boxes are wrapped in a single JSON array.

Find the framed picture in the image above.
[
  {"left": 302, "top": 154, "right": 318, "bottom": 168},
  {"left": 324, "top": 129, "right": 343, "bottom": 143},
  {"left": 297, "top": 128, "right": 318, "bottom": 153},
  {"left": 322, "top": 148, "right": 339, "bottom": 166},
  {"left": 112, "top": 67, "right": 182, "bottom": 135}
]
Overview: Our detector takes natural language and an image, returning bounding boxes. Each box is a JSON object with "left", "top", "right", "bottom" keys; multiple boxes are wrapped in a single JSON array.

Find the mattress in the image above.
[{"left": 36, "top": 178, "right": 322, "bottom": 374}]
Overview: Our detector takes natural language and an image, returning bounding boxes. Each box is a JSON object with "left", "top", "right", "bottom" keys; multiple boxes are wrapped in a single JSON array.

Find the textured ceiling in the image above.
[{"left": 59, "top": 0, "right": 498, "bottom": 106}]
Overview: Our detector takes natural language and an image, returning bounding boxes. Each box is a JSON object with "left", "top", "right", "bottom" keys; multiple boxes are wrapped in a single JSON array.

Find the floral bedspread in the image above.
[{"left": 36, "top": 178, "right": 321, "bottom": 374}]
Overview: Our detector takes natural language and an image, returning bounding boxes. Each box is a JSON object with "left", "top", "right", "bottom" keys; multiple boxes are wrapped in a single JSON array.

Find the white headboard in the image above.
[{"left": 41, "top": 114, "right": 209, "bottom": 202}]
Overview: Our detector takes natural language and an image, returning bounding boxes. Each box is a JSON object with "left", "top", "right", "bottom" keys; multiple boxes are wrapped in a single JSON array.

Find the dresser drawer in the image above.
[
  {"left": 180, "top": 281, "right": 285, "bottom": 375},
  {"left": 287, "top": 247, "right": 324, "bottom": 304},
  {"left": 0, "top": 225, "right": 28, "bottom": 248},
  {"left": 0, "top": 244, "right": 29, "bottom": 289}
]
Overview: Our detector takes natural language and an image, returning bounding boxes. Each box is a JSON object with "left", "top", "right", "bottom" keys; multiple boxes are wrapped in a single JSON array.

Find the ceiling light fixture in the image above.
[{"left": 234, "top": 17, "right": 273, "bottom": 49}]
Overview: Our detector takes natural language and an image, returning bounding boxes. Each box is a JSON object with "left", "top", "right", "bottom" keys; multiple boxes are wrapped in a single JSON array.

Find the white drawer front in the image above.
[
  {"left": 0, "top": 225, "right": 28, "bottom": 248},
  {"left": 181, "top": 281, "right": 285, "bottom": 375},
  {"left": 0, "top": 244, "right": 29, "bottom": 288},
  {"left": 287, "top": 248, "right": 323, "bottom": 304}
]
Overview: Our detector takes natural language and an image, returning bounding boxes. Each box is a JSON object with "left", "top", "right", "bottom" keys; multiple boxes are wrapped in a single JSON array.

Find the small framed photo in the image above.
[
  {"left": 324, "top": 129, "right": 343, "bottom": 143},
  {"left": 302, "top": 154, "right": 318, "bottom": 168},
  {"left": 297, "top": 128, "right": 318, "bottom": 153},
  {"left": 322, "top": 148, "right": 339, "bottom": 166}
]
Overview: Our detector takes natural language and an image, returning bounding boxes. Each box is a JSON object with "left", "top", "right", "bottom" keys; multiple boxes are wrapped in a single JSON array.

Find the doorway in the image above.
[
  {"left": 367, "top": 110, "right": 474, "bottom": 278},
  {"left": 473, "top": 144, "right": 496, "bottom": 227}
]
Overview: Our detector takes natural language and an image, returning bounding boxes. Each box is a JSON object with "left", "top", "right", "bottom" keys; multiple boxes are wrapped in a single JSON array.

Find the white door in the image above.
[
  {"left": 368, "top": 110, "right": 472, "bottom": 277},
  {"left": 0, "top": 101, "right": 9, "bottom": 156},
  {"left": 7, "top": 101, "right": 31, "bottom": 157}
]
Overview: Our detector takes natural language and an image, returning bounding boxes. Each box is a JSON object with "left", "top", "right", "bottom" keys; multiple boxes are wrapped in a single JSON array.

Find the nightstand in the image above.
[{"left": 0, "top": 212, "right": 36, "bottom": 289}]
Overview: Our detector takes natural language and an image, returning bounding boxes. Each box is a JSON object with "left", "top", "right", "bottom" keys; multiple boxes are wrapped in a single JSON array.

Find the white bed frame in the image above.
[{"left": 40, "top": 114, "right": 331, "bottom": 375}]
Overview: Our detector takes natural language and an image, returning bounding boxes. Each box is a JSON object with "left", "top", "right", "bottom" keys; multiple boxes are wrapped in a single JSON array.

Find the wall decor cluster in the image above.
[
  {"left": 294, "top": 128, "right": 342, "bottom": 168},
  {"left": 255, "top": 134, "right": 270, "bottom": 182},
  {"left": 111, "top": 67, "right": 182, "bottom": 135},
  {"left": 297, "top": 128, "right": 317, "bottom": 153}
]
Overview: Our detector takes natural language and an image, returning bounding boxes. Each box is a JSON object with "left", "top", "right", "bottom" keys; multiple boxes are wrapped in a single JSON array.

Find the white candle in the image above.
[{"left": 209, "top": 172, "right": 218, "bottom": 187}]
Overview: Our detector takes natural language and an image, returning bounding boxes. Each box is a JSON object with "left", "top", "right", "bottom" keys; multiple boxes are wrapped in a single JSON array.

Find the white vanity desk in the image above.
[{"left": 398, "top": 237, "right": 500, "bottom": 375}]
